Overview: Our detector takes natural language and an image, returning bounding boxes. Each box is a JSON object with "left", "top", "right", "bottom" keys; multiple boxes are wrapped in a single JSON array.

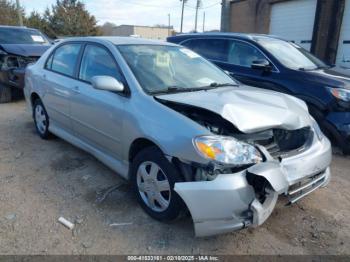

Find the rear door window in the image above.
[
  {"left": 50, "top": 43, "right": 82, "bottom": 77},
  {"left": 182, "top": 38, "right": 229, "bottom": 62}
]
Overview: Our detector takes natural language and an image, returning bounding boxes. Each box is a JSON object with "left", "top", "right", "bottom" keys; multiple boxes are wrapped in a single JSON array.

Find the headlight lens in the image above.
[
  {"left": 328, "top": 87, "right": 350, "bottom": 102},
  {"left": 194, "top": 135, "right": 262, "bottom": 165},
  {"left": 311, "top": 117, "right": 324, "bottom": 140}
]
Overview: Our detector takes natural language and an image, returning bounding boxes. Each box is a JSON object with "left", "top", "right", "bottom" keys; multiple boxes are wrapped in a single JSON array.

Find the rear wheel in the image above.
[
  {"left": 131, "top": 146, "right": 184, "bottom": 221},
  {"left": 33, "top": 99, "right": 50, "bottom": 139},
  {"left": 0, "top": 85, "right": 12, "bottom": 103}
]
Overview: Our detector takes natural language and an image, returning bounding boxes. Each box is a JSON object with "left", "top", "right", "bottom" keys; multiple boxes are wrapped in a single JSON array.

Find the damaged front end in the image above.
[
  {"left": 159, "top": 99, "right": 332, "bottom": 237},
  {"left": 0, "top": 48, "right": 39, "bottom": 89}
]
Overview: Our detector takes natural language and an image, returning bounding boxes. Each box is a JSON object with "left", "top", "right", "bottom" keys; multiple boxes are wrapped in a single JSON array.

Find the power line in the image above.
[{"left": 201, "top": 1, "right": 221, "bottom": 9}]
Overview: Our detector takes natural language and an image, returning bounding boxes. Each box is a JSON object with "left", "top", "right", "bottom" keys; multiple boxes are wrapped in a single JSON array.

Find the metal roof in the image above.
[{"left": 59, "top": 36, "right": 177, "bottom": 46}]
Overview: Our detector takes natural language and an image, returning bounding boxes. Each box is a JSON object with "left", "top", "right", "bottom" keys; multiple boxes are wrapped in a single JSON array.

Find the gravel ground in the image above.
[{"left": 0, "top": 101, "right": 349, "bottom": 255}]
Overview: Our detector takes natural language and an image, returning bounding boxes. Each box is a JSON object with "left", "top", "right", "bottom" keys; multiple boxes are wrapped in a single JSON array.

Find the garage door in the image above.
[
  {"left": 269, "top": 0, "right": 317, "bottom": 51},
  {"left": 337, "top": 0, "right": 350, "bottom": 69}
]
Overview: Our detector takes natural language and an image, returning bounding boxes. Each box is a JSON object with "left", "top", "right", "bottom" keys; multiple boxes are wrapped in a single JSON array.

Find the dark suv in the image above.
[
  {"left": 168, "top": 33, "right": 350, "bottom": 153},
  {"left": 0, "top": 26, "right": 51, "bottom": 103}
]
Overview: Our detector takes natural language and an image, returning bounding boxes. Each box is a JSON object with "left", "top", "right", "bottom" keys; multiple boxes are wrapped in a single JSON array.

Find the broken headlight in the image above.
[
  {"left": 311, "top": 117, "right": 324, "bottom": 141},
  {"left": 194, "top": 135, "right": 262, "bottom": 165}
]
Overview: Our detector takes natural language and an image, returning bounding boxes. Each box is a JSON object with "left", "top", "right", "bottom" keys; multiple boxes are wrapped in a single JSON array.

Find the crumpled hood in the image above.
[
  {"left": 0, "top": 44, "right": 51, "bottom": 57},
  {"left": 156, "top": 86, "right": 312, "bottom": 133}
]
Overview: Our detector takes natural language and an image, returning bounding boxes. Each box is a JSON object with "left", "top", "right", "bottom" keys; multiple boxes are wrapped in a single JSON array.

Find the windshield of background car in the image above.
[
  {"left": 257, "top": 38, "right": 327, "bottom": 70},
  {"left": 117, "top": 45, "right": 237, "bottom": 94},
  {"left": 0, "top": 28, "right": 49, "bottom": 45}
]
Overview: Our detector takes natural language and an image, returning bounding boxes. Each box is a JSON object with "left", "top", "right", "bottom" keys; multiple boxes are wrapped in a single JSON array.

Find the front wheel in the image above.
[
  {"left": 0, "top": 85, "right": 12, "bottom": 103},
  {"left": 131, "top": 146, "right": 185, "bottom": 221}
]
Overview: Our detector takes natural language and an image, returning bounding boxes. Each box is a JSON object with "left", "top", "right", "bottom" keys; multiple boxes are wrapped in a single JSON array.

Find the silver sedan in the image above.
[{"left": 24, "top": 37, "right": 332, "bottom": 237}]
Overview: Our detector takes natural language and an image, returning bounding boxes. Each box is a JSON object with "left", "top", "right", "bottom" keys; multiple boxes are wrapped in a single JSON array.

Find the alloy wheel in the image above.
[
  {"left": 136, "top": 161, "right": 171, "bottom": 212},
  {"left": 35, "top": 104, "right": 47, "bottom": 134}
]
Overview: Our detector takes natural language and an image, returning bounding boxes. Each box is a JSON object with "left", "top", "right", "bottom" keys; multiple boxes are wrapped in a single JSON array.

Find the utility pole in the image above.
[
  {"left": 202, "top": 12, "right": 206, "bottom": 32},
  {"left": 221, "top": 0, "right": 230, "bottom": 32},
  {"left": 168, "top": 14, "right": 171, "bottom": 36},
  {"left": 180, "top": 0, "right": 187, "bottom": 33},
  {"left": 194, "top": 0, "right": 201, "bottom": 32},
  {"left": 16, "top": 0, "right": 23, "bottom": 26}
]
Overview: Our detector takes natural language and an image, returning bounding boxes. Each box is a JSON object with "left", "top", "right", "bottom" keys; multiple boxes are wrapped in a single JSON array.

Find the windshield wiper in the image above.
[
  {"left": 150, "top": 85, "right": 215, "bottom": 95},
  {"left": 208, "top": 82, "right": 239, "bottom": 88}
]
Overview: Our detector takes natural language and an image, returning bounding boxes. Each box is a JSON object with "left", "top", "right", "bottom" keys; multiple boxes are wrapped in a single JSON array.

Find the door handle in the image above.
[{"left": 72, "top": 86, "right": 80, "bottom": 94}]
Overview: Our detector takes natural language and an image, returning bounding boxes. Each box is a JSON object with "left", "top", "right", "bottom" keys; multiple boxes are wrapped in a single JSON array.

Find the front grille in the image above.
[
  {"left": 255, "top": 127, "right": 313, "bottom": 159},
  {"left": 287, "top": 171, "right": 327, "bottom": 204}
]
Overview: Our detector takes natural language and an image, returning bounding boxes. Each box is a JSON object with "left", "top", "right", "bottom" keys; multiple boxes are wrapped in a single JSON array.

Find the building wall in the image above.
[
  {"left": 112, "top": 25, "right": 134, "bottom": 37},
  {"left": 229, "top": 0, "right": 280, "bottom": 34},
  {"left": 228, "top": 0, "right": 346, "bottom": 64},
  {"left": 112, "top": 25, "right": 172, "bottom": 40},
  {"left": 134, "top": 26, "right": 172, "bottom": 40}
]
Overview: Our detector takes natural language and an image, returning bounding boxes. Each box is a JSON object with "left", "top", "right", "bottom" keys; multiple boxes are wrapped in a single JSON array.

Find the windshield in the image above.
[
  {"left": 118, "top": 45, "right": 237, "bottom": 94},
  {"left": 0, "top": 28, "right": 49, "bottom": 45},
  {"left": 257, "top": 38, "right": 327, "bottom": 71}
]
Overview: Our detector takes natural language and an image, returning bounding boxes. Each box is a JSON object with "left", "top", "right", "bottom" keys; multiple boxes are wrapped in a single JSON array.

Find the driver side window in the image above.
[
  {"left": 227, "top": 40, "right": 265, "bottom": 67},
  {"left": 79, "top": 44, "right": 122, "bottom": 83}
]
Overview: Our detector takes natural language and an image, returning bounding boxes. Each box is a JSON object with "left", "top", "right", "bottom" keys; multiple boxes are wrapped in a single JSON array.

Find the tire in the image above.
[
  {"left": 131, "top": 146, "right": 185, "bottom": 221},
  {"left": 33, "top": 99, "right": 50, "bottom": 139},
  {"left": 11, "top": 88, "right": 24, "bottom": 100},
  {"left": 342, "top": 143, "right": 350, "bottom": 155},
  {"left": 0, "top": 85, "right": 12, "bottom": 103}
]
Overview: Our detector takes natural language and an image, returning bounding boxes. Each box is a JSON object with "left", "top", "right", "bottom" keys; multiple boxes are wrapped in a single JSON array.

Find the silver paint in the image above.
[{"left": 24, "top": 37, "right": 332, "bottom": 237}]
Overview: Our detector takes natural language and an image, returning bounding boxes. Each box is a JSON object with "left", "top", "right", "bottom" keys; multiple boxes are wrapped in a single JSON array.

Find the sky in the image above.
[{"left": 20, "top": 0, "right": 222, "bottom": 33}]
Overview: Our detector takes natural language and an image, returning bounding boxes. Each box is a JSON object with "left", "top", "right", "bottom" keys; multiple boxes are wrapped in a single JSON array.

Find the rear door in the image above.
[
  {"left": 42, "top": 43, "right": 82, "bottom": 132},
  {"left": 182, "top": 38, "right": 282, "bottom": 90},
  {"left": 70, "top": 43, "right": 127, "bottom": 159}
]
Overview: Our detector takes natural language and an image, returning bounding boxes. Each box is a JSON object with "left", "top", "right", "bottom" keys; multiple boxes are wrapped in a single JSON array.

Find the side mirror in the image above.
[
  {"left": 251, "top": 59, "right": 272, "bottom": 72},
  {"left": 91, "top": 76, "right": 124, "bottom": 92}
]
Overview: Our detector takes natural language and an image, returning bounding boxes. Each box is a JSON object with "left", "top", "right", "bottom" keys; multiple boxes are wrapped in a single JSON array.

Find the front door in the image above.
[{"left": 70, "top": 44, "right": 127, "bottom": 159}]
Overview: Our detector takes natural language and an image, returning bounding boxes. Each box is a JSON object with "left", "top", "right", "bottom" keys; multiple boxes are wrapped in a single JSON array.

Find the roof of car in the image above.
[
  {"left": 0, "top": 25, "right": 38, "bottom": 30},
  {"left": 60, "top": 36, "right": 177, "bottom": 46},
  {"left": 168, "top": 32, "right": 285, "bottom": 42}
]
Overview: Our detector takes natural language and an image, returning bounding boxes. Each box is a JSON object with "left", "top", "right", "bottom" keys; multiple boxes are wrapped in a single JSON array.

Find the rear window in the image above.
[{"left": 0, "top": 28, "right": 49, "bottom": 45}]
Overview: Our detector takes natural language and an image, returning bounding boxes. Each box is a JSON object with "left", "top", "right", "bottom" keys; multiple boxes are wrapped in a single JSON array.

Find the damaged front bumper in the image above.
[
  {"left": 0, "top": 54, "right": 37, "bottom": 90},
  {"left": 174, "top": 135, "right": 332, "bottom": 237}
]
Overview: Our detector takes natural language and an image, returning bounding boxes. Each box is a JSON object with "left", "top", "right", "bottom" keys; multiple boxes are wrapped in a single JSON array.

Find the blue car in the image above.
[{"left": 167, "top": 33, "right": 350, "bottom": 154}]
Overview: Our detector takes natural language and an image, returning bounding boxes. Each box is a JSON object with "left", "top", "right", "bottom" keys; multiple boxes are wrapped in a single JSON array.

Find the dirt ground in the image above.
[{"left": 0, "top": 101, "right": 349, "bottom": 255}]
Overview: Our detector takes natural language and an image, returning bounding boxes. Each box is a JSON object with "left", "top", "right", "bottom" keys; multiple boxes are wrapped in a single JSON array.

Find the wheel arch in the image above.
[
  {"left": 30, "top": 92, "right": 41, "bottom": 107},
  {"left": 128, "top": 138, "right": 163, "bottom": 163}
]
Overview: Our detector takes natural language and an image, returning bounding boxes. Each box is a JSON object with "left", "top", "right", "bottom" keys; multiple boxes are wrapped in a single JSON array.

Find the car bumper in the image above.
[
  {"left": 174, "top": 136, "right": 332, "bottom": 237},
  {"left": 0, "top": 67, "right": 25, "bottom": 89}
]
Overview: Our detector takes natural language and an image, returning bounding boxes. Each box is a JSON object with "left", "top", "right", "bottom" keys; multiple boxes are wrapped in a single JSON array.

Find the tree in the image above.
[
  {"left": 0, "top": 0, "right": 25, "bottom": 26},
  {"left": 45, "top": 0, "right": 101, "bottom": 37},
  {"left": 25, "top": 11, "right": 56, "bottom": 39},
  {"left": 99, "top": 22, "right": 116, "bottom": 36}
]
